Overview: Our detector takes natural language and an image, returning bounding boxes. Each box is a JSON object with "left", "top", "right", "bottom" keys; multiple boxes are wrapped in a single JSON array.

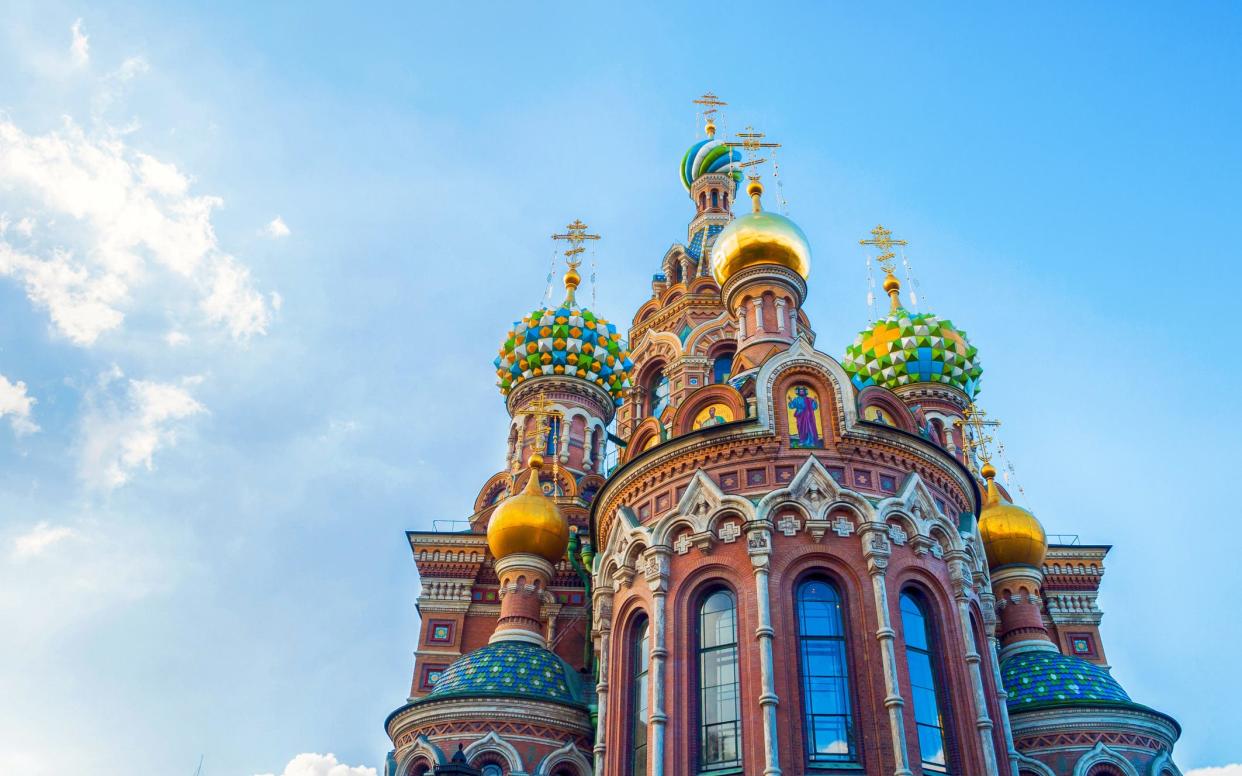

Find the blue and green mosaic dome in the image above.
[
  {"left": 842, "top": 308, "right": 982, "bottom": 397},
  {"left": 495, "top": 301, "right": 633, "bottom": 405},
  {"left": 424, "top": 641, "right": 586, "bottom": 706},
  {"left": 1002, "top": 650, "right": 1131, "bottom": 711},
  {"left": 681, "top": 138, "right": 742, "bottom": 191}
]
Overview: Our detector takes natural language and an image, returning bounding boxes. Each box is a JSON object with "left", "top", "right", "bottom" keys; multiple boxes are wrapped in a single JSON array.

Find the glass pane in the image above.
[
  {"left": 900, "top": 594, "right": 929, "bottom": 651},
  {"left": 805, "top": 676, "right": 848, "bottom": 715},
  {"left": 700, "top": 591, "right": 736, "bottom": 649},
  {"left": 913, "top": 686, "right": 941, "bottom": 726},
  {"left": 907, "top": 651, "right": 935, "bottom": 691},
  {"left": 712, "top": 354, "right": 733, "bottom": 384},
  {"left": 702, "top": 722, "right": 739, "bottom": 766},
  {"left": 633, "top": 744, "right": 647, "bottom": 776},
  {"left": 801, "top": 640, "right": 846, "bottom": 678},
  {"left": 810, "top": 715, "right": 851, "bottom": 758},
  {"left": 919, "top": 724, "right": 947, "bottom": 768}
]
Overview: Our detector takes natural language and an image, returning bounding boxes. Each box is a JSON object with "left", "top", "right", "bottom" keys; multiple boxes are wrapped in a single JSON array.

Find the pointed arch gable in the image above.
[
  {"left": 464, "top": 732, "right": 524, "bottom": 773},
  {"left": 755, "top": 455, "right": 873, "bottom": 523},
  {"left": 1073, "top": 742, "right": 1140, "bottom": 776},
  {"left": 754, "top": 339, "right": 858, "bottom": 436},
  {"left": 535, "top": 740, "right": 593, "bottom": 776}
]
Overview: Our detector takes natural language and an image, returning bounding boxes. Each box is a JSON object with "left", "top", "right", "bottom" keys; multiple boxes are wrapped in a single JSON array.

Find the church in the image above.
[{"left": 382, "top": 97, "right": 1182, "bottom": 776}]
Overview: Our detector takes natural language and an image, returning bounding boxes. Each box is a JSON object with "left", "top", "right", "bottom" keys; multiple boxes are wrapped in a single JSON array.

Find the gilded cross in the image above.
[
  {"left": 860, "top": 224, "right": 909, "bottom": 275},
  {"left": 551, "top": 219, "right": 601, "bottom": 272},
  {"left": 693, "top": 92, "right": 728, "bottom": 136},
  {"left": 955, "top": 403, "right": 1001, "bottom": 474}
]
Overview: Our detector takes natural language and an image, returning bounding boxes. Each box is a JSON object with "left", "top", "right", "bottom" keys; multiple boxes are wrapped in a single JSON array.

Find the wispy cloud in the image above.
[
  {"left": 1187, "top": 766, "right": 1242, "bottom": 776},
  {"left": 255, "top": 753, "right": 377, "bottom": 776},
  {"left": 79, "top": 369, "right": 206, "bottom": 489},
  {"left": 0, "top": 374, "right": 39, "bottom": 435},
  {"left": 11, "top": 522, "right": 78, "bottom": 559},
  {"left": 0, "top": 117, "right": 275, "bottom": 345},
  {"left": 264, "top": 216, "right": 291, "bottom": 238},
  {"left": 69, "top": 19, "right": 89, "bottom": 67}
]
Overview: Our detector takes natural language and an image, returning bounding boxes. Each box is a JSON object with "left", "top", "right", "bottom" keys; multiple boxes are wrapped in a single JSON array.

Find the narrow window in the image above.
[
  {"left": 797, "top": 579, "right": 856, "bottom": 763},
  {"left": 698, "top": 589, "right": 741, "bottom": 770},
  {"left": 711, "top": 189, "right": 720, "bottom": 209},
  {"left": 632, "top": 617, "right": 650, "bottom": 776},
  {"left": 649, "top": 370, "right": 670, "bottom": 418},
  {"left": 901, "top": 593, "right": 950, "bottom": 772},
  {"left": 711, "top": 352, "right": 733, "bottom": 384}
]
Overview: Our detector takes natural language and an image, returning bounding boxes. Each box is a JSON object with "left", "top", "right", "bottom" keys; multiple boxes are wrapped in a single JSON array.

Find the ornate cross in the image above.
[
  {"left": 693, "top": 91, "right": 728, "bottom": 137},
  {"left": 955, "top": 403, "right": 1001, "bottom": 475},
  {"left": 718, "top": 522, "right": 741, "bottom": 543},
  {"left": 777, "top": 514, "right": 802, "bottom": 537},
  {"left": 860, "top": 224, "right": 908, "bottom": 275},
  {"left": 832, "top": 516, "right": 855, "bottom": 538},
  {"left": 726, "top": 125, "right": 781, "bottom": 172},
  {"left": 551, "top": 219, "right": 601, "bottom": 273},
  {"left": 673, "top": 532, "right": 693, "bottom": 555}
]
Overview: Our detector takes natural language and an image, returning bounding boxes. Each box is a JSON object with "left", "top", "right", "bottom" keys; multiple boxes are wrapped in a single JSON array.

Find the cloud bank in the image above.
[
  {"left": 256, "top": 753, "right": 377, "bottom": 776},
  {"left": 0, "top": 374, "right": 38, "bottom": 435}
]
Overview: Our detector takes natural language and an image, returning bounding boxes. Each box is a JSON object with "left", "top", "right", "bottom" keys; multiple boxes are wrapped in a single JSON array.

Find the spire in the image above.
[{"left": 860, "top": 224, "right": 909, "bottom": 313}]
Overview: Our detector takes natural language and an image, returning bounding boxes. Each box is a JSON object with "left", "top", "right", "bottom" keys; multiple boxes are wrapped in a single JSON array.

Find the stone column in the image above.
[
  {"left": 736, "top": 305, "right": 747, "bottom": 340},
  {"left": 748, "top": 525, "right": 782, "bottom": 776},
  {"left": 948, "top": 553, "right": 999, "bottom": 775},
  {"left": 774, "top": 298, "right": 786, "bottom": 333},
  {"left": 861, "top": 526, "right": 914, "bottom": 776},
  {"left": 751, "top": 297, "right": 765, "bottom": 333},
  {"left": 491, "top": 553, "right": 554, "bottom": 646},
  {"left": 789, "top": 307, "right": 798, "bottom": 337},
  {"left": 593, "top": 581, "right": 615, "bottom": 776},
  {"left": 644, "top": 548, "right": 670, "bottom": 776}
]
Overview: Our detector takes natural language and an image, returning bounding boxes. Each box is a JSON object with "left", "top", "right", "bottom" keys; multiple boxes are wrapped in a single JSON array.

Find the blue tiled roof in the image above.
[
  {"left": 1002, "top": 650, "right": 1131, "bottom": 710},
  {"left": 423, "top": 641, "right": 586, "bottom": 707}
]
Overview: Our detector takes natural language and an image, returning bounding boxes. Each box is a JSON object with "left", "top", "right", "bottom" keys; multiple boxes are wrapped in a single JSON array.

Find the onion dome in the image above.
[
  {"left": 1001, "top": 650, "right": 1132, "bottom": 711},
  {"left": 681, "top": 121, "right": 743, "bottom": 191},
  {"left": 842, "top": 271, "right": 982, "bottom": 396},
  {"left": 494, "top": 267, "right": 632, "bottom": 406},
  {"left": 709, "top": 179, "right": 812, "bottom": 286},
  {"left": 487, "top": 454, "right": 569, "bottom": 563},
  {"left": 423, "top": 640, "right": 586, "bottom": 707},
  {"left": 977, "top": 462, "right": 1047, "bottom": 569}
]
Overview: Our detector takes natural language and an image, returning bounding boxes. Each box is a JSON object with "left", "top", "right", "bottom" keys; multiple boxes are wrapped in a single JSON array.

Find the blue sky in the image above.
[{"left": 0, "top": 3, "right": 1238, "bottom": 775}]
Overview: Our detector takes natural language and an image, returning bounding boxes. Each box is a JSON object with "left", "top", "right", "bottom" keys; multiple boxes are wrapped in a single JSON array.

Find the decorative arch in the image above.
[
  {"left": 1013, "top": 754, "right": 1057, "bottom": 776},
  {"left": 755, "top": 455, "right": 875, "bottom": 524},
  {"left": 755, "top": 339, "right": 858, "bottom": 439},
  {"left": 672, "top": 383, "right": 746, "bottom": 436},
  {"left": 534, "top": 740, "right": 593, "bottom": 776},
  {"left": 396, "top": 735, "right": 447, "bottom": 775},
  {"left": 857, "top": 385, "right": 918, "bottom": 434},
  {"left": 1148, "top": 751, "right": 1181, "bottom": 776},
  {"left": 625, "top": 417, "right": 664, "bottom": 463},
  {"left": 688, "top": 276, "right": 719, "bottom": 295},
  {"left": 1073, "top": 743, "right": 1140, "bottom": 776},
  {"left": 463, "top": 732, "right": 524, "bottom": 774}
]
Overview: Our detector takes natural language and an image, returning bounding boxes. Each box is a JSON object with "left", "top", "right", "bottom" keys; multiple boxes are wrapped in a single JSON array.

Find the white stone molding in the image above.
[
  {"left": 751, "top": 297, "right": 765, "bottom": 333},
  {"left": 395, "top": 734, "right": 447, "bottom": 775},
  {"left": 774, "top": 297, "right": 787, "bottom": 332},
  {"left": 737, "top": 306, "right": 747, "bottom": 339},
  {"left": 536, "top": 740, "right": 594, "bottom": 776},
  {"left": 1148, "top": 750, "right": 1181, "bottom": 776},
  {"left": 463, "top": 732, "right": 525, "bottom": 774},
  {"left": 1012, "top": 752, "right": 1055, "bottom": 776},
  {"left": 860, "top": 522, "right": 914, "bottom": 776},
  {"left": 1072, "top": 741, "right": 1140, "bottom": 776},
  {"left": 750, "top": 523, "right": 782, "bottom": 776}
]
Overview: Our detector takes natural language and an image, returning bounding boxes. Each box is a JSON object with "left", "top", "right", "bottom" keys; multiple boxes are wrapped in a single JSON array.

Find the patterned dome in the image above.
[
  {"left": 1002, "top": 650, "right": 1131, "bottom": 711},
  {"left": 681, "top": 138, "right": 742, "bottom": 191},
  {"left": 494, "top": 301, "right": 633, "bottom": 406},
  {"left": 842, "top": 307, "right": 982, "bottom": 397},
  {"left": 424, "top": 641, "right": 586, "bottom": 707}
]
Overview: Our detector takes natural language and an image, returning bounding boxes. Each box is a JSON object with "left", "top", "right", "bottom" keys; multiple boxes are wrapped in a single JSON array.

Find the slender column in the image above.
[
  {"left": 988, "top": 634, "right": 1022, "bottom": 776},
  {"left": 862, "top": 527, "right": 913, "bottom": 776},
  {"left": 644, "top": 548, "right": 670, "bottom": 776},
  {"left": 774, "top": 298, "right": 786, "bottom": 332},
  {"left": 948, "top": 554, "right": 999, "bottom": 775},
  {"left": 789, "top": 308, "right": 799, "bottom": 337},
  {"left": 751, "top": 297, "right": 765, "bottom": 333},
  {"left": 748, "top": 526, "right": 782, "bottom": 776},
  {"left": 736, "top": 306, "right": 747, "bottom": 340},
  {"left": 593, "top": 582, "right": 614, "bottom": 776}
]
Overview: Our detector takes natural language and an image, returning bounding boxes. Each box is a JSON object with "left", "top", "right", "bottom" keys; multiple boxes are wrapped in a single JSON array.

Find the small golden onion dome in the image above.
[
  {"left": 487, "top": 454, "right": 569, "bottom": 563},
  {"left": 882, "top": 272, "right": 901, "bottom": 294},
  {"left": 977, "top": 467, "right": 1047, "bottom": 569},
  {"left": 709, "top": 186, "right": 812, "bottom": 286}
]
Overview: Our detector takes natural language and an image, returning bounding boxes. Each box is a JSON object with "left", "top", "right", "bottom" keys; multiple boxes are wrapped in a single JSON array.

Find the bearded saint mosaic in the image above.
[{"left": 786, "top": 385, "right": 824, "bottom": 448}]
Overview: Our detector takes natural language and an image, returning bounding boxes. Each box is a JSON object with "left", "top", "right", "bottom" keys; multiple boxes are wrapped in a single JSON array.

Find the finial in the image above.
[
  {"left": 860, "top": 224, "right": 909, "bottom": 312},
  {"left": 694, "top": 92, "right": 728, "bottom": 138},
  {"left": 980, "top": 461, "right": 997, "bottom": 481},
  {"left": 551, "top": 219, "right": 600, "bottom": 305},
  {"left": 747, "top": 175, "right": 764, "bottom": 212}
]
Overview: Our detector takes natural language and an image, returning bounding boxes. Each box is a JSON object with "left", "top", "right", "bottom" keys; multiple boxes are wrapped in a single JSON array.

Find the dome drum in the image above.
[{"left": 718, "top": 261, "right": 808, "bottom": 314}]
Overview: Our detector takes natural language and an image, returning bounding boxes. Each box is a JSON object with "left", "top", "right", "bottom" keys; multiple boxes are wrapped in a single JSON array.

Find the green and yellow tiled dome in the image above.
[
  {"left": 1001, "top": 650, "right": 1131, "bottom": 711},
  {"left": 842, "top": 305, "right": 982, "bottom": 397},
  {"left": 494, "top": 271, "right": 633, "bottom": 406},
  {"left": 423, "top": 641, "right": 586, "bottom": 707}
]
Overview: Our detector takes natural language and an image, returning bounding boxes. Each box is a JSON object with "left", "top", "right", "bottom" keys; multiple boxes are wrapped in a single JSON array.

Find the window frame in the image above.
[
  {"left": 794, "top": 576, "right": 859, "bottom": 767},
  {"left": 629, "top": 614, "right": 651, "bottom": 776},
  {"left": 899, "top": 590, "right": 953, "bottom": 774},
  {"left": 695, "top": 586, "right": 742, "bottom": 773}
]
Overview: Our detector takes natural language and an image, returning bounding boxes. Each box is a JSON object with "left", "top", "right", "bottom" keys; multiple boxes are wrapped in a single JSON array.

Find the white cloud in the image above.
[
  {"left": 11, "top": 522, "right": 78, "bottom": 559},
  {"left": 255, "top": 753, "right": 377, "bottom": 776},
  {"left": 1186, "top": 767, "right": 1242, "bottom": 776},
  {"left": 264, "top": 215, "right": 290, "bottom": 238},
  {"left": 164, "top": 329, "right": 189, "bottom": 346},
  {"left": 0, "top": 374, "right": 39, "bottom": 435},
  {"left": 14, "top": 216, "right": 35, "bottom": 237},
  {"left": 69, "top": 19, "right": 89, "bottom": 67},
  {"left": 79, "top": 370, "right": 206, "bottom": 489},
  {"left": 0, "top": 117, "right": 274, "bottom": 345}
]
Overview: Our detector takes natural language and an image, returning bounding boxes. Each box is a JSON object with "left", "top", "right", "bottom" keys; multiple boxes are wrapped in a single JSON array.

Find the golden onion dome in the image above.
[
  {"left": 487, "top": 454, "right": 568, "bottom": 563},
  {"left": 709, "top": 179, "right": 811, "bottom": 287},
  {"left": 977, "top": 462, "right": 1047, "bottom": 569}
]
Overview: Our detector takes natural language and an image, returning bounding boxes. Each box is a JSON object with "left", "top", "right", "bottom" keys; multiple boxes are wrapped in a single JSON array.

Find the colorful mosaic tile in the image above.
[
  {"left": 1001, "top": 650, "right": 1131, "bottom": 710},
  {"left": 842, "top": 308, "right": 982, "bottom": 397},
  {"left": 494, "top": 303, "right": 633, "bottom": 405},
  {"left": 423, "top": 641, "right": 584, "bottom": 707}
]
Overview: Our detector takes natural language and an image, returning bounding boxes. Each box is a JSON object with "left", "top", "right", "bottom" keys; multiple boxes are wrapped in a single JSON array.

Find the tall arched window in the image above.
[
  {"left": 631, "top": 617, "right": 650, "bottom": 776},
  {"left": 796, "top": 579, "right": 856, "bottom": 763},
  {"left": 901, "top": 592, "right": 950, "bottom": 773},
  {"left": 711, "top": 351, "right": 733, "bottom": 384},
  {"left": 698, "top": 589, "right": 741, "bottom": 771},
  {"left": 649, "top": 369, "right": 670, "bottom": 418}
]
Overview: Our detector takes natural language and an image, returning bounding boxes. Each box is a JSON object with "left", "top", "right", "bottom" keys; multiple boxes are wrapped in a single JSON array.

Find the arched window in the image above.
[
  {"left": 698, "top": 589, "right": 741, "bottom": 771},
  {"left": 711, "top": 189, "right": 720, "bottom": 209},
  {"left": 544, "top": 416, "right": 561, "bottom": 456},
  {"left": 649, "top": 369, "right": 670, "bottom": 418},
  {"left": 796, "top": 579, "right": 856, "bottom": 763},
  {"left": 631, "top": 617, "right": 650, "bottom": 776},
  {"left": 481, "top": 766, "right": 503, "bottom": 776},
  {"left": 699, "top": 192, "right": 707, "bottom": 211},
  {"left": 711, "top": 351, "right": 733, "bottom": 384},
  {"left": 901, "top": 592, "right": 950, "bottom": 772}
]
